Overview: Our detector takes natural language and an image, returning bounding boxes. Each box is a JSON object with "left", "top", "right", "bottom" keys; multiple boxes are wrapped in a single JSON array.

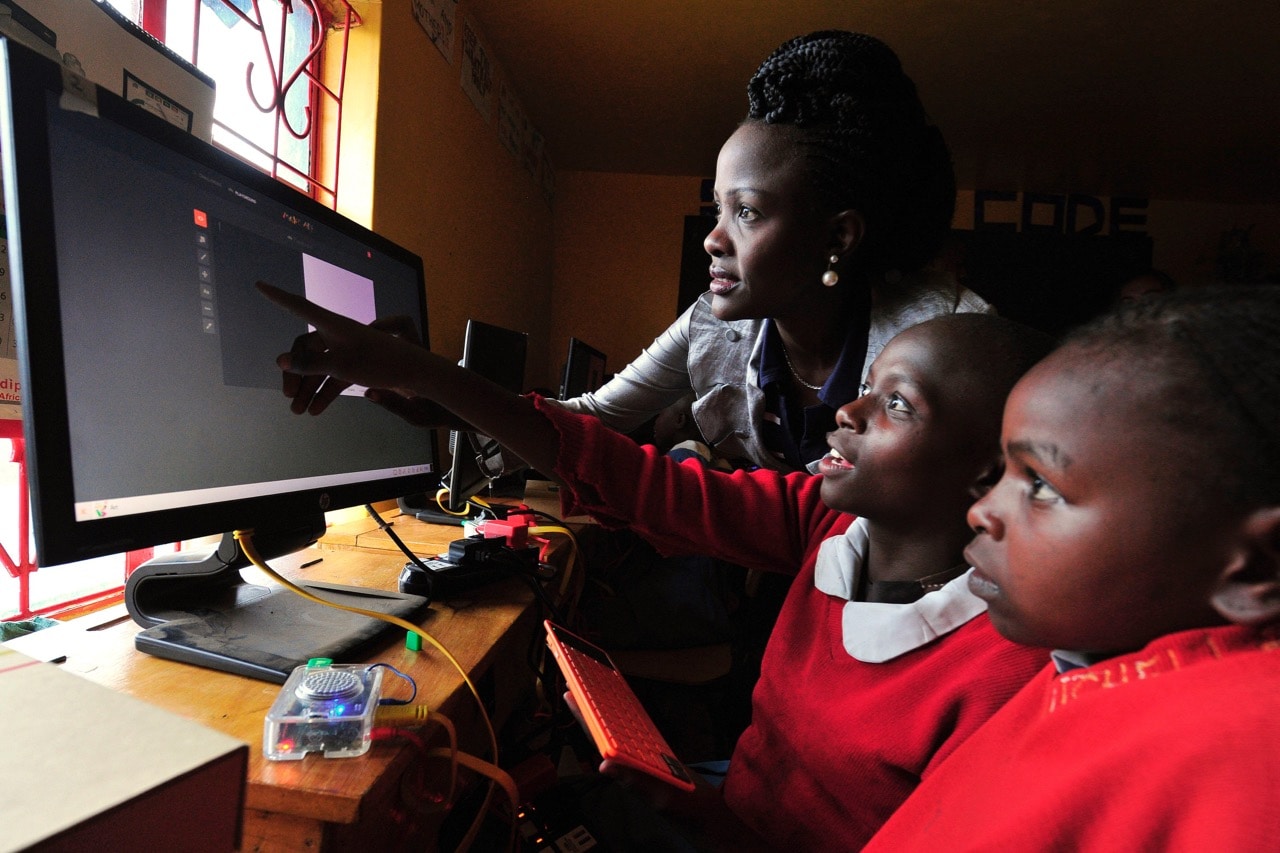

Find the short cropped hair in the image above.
[{"left": 1066, "top": 284, "right": 1280, "bottom": 508}]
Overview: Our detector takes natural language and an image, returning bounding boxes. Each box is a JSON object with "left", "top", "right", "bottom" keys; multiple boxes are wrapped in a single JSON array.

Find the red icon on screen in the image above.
[{"left": 193, "top": 209, "right": 208, "bottom": 228}]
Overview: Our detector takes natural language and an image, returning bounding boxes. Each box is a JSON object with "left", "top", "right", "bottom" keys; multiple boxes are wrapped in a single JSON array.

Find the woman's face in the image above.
[{"left": 704, "top": 122, "right": 834, "bottom": 322}]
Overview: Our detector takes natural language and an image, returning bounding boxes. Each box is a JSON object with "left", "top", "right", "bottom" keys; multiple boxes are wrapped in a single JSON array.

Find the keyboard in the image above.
[{"left": 544, "top": 620, "right": 695, "bottom": 791}]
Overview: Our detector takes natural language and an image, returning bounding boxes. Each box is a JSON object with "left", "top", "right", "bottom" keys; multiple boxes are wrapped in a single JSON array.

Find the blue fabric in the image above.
[
  {"left": 757, "top": 310, "right": 870, "bottom": 469},
  {"left": 688, "top": 759, "right": 730, "bottom": 788},
  {"left": 0, "top": 616, "right": 59, "bottom": 642}
]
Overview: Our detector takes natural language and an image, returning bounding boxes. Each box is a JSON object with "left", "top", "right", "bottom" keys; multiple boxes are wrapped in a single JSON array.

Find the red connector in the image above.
[{"left": 478, "top": 513, "right": 531, "bottom": 548}]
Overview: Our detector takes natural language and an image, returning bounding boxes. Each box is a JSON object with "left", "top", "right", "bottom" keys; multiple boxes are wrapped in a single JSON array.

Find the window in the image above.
[
  {"left": 0, "top": 435, "right": 157, "bottom": 620},
  {"left": 140, "top": 0, "right": 318, "bottom": 188},
  {"left": 2, "top": 0, "right": 361, "bottom": 619},
  {"left": 106, "top": 0, "right": 355, "bottom": 198}
]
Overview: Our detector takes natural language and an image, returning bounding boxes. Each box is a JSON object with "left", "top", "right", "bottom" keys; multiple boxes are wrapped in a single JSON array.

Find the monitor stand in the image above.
[
  {"left": 124, "top": 518, "right": 431, "bottom": 683},
  {"left": 397, "top": 494, "right": 485, "bottom": 526},
  {"left": 404, "top": 505, "right": 484, "bottom": 526}
]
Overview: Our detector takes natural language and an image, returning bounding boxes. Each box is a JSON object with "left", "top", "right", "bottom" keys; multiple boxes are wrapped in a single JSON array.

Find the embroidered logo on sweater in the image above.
[{"left": 1046, "top": 628, "right": 1280, "bottom": 713}]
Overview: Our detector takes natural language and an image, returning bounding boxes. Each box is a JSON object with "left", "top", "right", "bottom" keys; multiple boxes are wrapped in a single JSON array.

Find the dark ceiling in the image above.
[{"left": 463, "top": 0, "right": 1279, "bottom": 203}]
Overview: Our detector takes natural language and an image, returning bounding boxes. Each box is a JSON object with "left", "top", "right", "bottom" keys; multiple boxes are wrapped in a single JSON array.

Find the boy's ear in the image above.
[
  {"left": 829, "top": 209, "right": 865, "bottom": 258},
  {"left": 1211, "top": 506, "right": 1280, "bottom": 627}
]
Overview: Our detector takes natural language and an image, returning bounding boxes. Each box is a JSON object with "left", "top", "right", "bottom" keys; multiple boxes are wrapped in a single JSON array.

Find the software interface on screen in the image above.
[
  {"left": 42, "top": 88, "right": 434, "bottom": 526},
  {"left": 0, "top": 43, "right": 435, "bottom": 679}
]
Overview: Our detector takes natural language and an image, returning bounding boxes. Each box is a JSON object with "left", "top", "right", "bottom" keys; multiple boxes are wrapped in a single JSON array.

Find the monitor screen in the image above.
[
  {"left": 558, "top": 337, "right": 607, "bottom": 400},
  {"left": 442, "top": 319, "right": 527, "bottom": 513},
  {"left": 0, "top": 38, "right": 437, "bottom": 680}
]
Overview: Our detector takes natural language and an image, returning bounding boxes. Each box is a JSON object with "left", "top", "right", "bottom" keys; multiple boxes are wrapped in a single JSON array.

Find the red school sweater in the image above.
[
  {"left": 539, "top": 398, "right": 1048, "bottom": 850},
  {"left": 863, "top": 624, "right": 1280, "bottom": 852}
]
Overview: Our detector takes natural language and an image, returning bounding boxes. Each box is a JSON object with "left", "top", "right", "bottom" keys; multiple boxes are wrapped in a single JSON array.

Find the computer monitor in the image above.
[
  {"left": 442, "top": 320, "right": 527, "bottom": 511},
  {"left": 558, "top": 337, "right": 607, "bottom": 400},
  {"left": 395, "top": 319, "right": 526, "bottom": 525},
  {"left": 0, "top": 37, "right": 438, "bottom": 681}
]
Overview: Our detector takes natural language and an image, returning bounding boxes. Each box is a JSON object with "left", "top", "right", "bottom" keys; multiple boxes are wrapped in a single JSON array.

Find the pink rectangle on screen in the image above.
[{"left": 301, "top": 255, "right": 376, "bottom": 395}]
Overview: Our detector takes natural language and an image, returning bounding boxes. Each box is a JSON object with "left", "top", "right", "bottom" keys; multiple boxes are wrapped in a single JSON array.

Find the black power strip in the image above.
[{"left": 397, "top": 537, "right": 539, "bottom": 599}]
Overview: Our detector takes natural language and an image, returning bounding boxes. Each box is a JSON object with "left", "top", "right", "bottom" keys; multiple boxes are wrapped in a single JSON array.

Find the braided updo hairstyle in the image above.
[
  {"left": 1065, "top": 285, "right": 1280, "bottom": 509},
  {"left": 746, "top": 30, "right": 955, "bottom": 276}
]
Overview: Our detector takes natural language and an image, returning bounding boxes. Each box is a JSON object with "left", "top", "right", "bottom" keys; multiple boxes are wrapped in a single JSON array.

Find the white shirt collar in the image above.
[{"left": 814, "top": 517, "right": 988, "bottom": 663}]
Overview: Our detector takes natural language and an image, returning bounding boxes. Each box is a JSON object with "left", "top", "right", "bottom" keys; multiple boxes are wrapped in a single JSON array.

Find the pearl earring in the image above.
[{"left": 822, "top": 254, "right": 840, "bottom": 287}]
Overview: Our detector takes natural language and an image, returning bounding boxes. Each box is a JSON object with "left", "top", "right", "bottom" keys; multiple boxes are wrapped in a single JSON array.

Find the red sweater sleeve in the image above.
[{"left": 535, "top": 396, "right": 845, "bottom": 576}]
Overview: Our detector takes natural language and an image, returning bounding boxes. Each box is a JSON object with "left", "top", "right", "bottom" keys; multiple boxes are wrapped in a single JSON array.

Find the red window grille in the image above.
[{"left": 137, "top": 0, "right": 360, "bottom": 207}]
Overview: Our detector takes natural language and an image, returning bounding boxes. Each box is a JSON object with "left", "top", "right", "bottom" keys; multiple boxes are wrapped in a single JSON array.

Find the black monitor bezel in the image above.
[
  {"left": 0, "top": 38, "right": 440, "bottom": 567},
  {"left": 441, "top": 319, "right": 528, "bottom": 512},
  {"left": 558, "top": 336, "right": 607, "bottom": 400}
]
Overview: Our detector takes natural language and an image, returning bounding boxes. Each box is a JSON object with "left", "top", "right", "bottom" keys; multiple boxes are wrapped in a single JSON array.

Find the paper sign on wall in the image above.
[
  {"left": 460, "top": 18, "right": 493, "bottom": 122},
  {"left": 412, "top": 0, "right": 456, "bottom": 64},
  {"left": 0, "top": 212, "right": 18, "bottom": 420}
]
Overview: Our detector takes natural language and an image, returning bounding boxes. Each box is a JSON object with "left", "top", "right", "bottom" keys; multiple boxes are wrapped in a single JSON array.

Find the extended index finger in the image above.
[{"left": 256, "top": 281, "right": 346, "bottom": 330}]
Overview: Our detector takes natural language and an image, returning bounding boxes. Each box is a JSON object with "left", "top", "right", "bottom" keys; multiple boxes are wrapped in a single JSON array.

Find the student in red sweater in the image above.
[
  {"left": 862, "top": 285, "right": 1280, "bottom": 851},
  {"left": 259, "top": 282, "right": 1054, "bottom": 849}
]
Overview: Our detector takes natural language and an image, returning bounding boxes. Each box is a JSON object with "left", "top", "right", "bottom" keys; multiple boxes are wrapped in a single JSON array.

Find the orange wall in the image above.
[
  {"left": 550, "top": 183, "right": 1280, "bottom": 374},
  {"left": 547, "top": 171, "right": 701, "bottom": 389},
  {"left": 363, "top": 5, "right": 555, "bottom": 390},
  {"left": 334, "top": 9, "right": 700, "bottom": 393},
  {"left": 352, "top": 16, "right": 1280, "bottom": 391}
]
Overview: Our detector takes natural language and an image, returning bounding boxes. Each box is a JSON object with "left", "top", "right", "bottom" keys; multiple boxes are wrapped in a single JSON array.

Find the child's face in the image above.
[
  {"left": 818, "top": 324, "right": 995, "bottom": 528},
  {"left": 704, "top": 122, "right": 834, "bottom": 323},
  {"left": 965, "top": 347, "right": 1229, "bottom": 653}
]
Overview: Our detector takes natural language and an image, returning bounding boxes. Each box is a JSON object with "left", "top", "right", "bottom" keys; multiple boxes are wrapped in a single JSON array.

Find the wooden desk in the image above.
[
  {"left": 319, "top": 482, "right": 587, "bottom": 557},
  {"left": 11, "top": 536, "right": 546, "bottom": 851},
  {"left": 320, "top": 494, "right": 588, "bottom": 560},
  {"left": 318, "top": 510, "right": 465, "bottom": 557}
]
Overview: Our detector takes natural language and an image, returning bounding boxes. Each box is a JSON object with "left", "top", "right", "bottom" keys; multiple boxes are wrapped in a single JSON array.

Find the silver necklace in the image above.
[{"left": 780, "top": 341, "right": 826, "bottom": 391}]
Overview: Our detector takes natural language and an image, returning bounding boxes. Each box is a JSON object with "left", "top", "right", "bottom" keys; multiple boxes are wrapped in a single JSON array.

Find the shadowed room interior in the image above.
[
  {"left": 462, "top": 0, "right": 1278, "bottom": 203},
  {"left": 376, "top": 0, "right": 1278, "bottom": 387}
]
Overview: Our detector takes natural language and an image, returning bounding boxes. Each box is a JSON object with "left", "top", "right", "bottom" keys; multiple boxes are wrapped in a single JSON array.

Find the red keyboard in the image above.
[{"left": 545, "top": 620, "right": 695, "bottom": 791}]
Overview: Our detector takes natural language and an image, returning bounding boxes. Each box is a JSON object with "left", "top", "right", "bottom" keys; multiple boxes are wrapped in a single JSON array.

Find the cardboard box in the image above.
[{"left": 0, "top": 646, "right": 247, "bottom": 852}]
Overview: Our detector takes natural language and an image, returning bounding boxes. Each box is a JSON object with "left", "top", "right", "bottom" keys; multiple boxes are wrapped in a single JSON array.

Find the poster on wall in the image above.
[
  {"left": 497, "top": 81, "right": 526, "bottom": 160},
  {"left": 496, "top": 61, "right": 551, "bottom": 198},
  {"left": 460, "top": 18, "right": 494, "bottom": 123},
  {"left": 430, "top": 12, "right": 552, "bottom": 205},
  {"left": 538, "top": 149, "right": 555, "bottom": 205},
  {"left": 523, "top": 126, "right": 546, "bottom": 184},
  {"left": 0, "top": 211, "right": 18, "bottom": 423},
  {"left": 411, "top": 0, "right": 456, "bottom": 64}
]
